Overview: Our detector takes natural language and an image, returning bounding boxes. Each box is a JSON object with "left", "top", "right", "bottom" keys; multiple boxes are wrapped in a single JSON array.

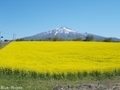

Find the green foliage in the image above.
[
  {"left": 45, "top": 37, "right": 53, "bottom": 41},
  {"left": 15, "top": 38, "right": 25, "bottom": 41},
  {"left": 14, "top": 36, "right": 120, "bottom": 42},
  {"left": 103, "top": 37, "right": 112, "bottom": 42},
  {"left": 4, "top": 39, "right": 10, "bottom": 42},
  {"left": 52, "top": 36, "right": 60, "bottom": 41},
  {"left": 72, "top": 37, "right": 82, "bottom": 41},
  {"left": 84, "top": 35, "right": 94, "bottom": 41}
]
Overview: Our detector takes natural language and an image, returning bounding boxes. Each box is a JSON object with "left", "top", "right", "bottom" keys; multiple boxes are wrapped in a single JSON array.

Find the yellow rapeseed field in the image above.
[{"left": 0, "top": 41, "right": 120, "bottom": 74}]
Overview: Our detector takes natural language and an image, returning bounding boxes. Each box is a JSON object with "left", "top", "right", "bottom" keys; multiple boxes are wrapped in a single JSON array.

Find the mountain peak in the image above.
[
  {"left": 60, "top": 26, "right": 68, "bottom": 29},
  {"left": 52, "top": 26, "right": 76, "bottom": 35}
]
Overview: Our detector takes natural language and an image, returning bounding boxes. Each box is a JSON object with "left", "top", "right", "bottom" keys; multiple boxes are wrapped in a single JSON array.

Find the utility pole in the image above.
[
  {"left": 13, "top": 33, "right": 15, "bottom": 41},
  {"left": 13, "top": 33, "right": 16, "bottom": 41}
]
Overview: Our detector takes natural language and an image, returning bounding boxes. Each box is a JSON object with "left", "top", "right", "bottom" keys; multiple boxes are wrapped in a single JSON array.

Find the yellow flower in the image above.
[{"left": 0, "top": 41, "right": 120, "bottom": 75}]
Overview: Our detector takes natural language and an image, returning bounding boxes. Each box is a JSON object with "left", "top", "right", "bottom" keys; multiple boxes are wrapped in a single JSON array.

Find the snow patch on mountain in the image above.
[{"left": 47, "top": 26, "right": 77, "bottom": 35}]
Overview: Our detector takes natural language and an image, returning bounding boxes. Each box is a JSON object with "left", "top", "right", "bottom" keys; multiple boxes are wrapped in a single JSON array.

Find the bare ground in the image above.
[{"left": 53, "top": 77, "right": 120, "bottom": 90}]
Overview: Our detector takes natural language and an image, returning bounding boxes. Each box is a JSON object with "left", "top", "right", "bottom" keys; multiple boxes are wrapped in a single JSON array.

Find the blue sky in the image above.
[{"left": 0, "top": 0, "right": 120, "bottom": 40}]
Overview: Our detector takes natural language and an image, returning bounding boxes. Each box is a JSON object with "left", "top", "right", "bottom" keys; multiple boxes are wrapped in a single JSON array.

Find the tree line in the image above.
[{"left": 8, "top": 35, "right": 119, "bottom": 42}]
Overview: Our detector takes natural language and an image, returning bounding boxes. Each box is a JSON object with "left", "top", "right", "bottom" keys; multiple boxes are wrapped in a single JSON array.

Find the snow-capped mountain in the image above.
[
  {"left": 22, "top": 26, "right": 120, "bottom": 41},
  {"left": 23, "top": 26, "right": 85, "bottom": 40}
]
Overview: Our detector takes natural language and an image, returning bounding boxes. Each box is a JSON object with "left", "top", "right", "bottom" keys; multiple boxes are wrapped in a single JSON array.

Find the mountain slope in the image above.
[{"left": 22, "top": 26, "right": 120, "bottom": 41}]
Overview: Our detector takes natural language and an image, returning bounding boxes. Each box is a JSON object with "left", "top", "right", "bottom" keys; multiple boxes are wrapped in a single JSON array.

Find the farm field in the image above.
[
  {"left": 0, "top": 41, "right": 120, "bottom": 89},
  {"left": 0, "top": 41, "right": 120, "bottom": 75}
]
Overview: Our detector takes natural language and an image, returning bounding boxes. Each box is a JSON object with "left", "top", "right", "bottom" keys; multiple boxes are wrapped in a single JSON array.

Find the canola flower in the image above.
[{"left": 0, "top": 41, "right": 120, "bottom": 75}]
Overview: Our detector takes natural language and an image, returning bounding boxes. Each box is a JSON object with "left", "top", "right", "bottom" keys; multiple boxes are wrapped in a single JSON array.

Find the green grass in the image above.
[
  {"left": 0, "top": 68, "right": 120, "bottom": 89},
  {"left": 1, "top": 68, "right": 120, "bottom": 80}
]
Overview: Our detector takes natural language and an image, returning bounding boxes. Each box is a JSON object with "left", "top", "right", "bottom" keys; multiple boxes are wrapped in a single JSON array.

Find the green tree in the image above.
[
  {"left": 53, "top": 36, "right": 59, "bottom": 41},
  {"left": 73, "top": 37, "right": 82, "bottom": 41},
  {"left": 85, "top": 35, "right": 94, "bottom": 41},
  {"left": 103, "top": 37, "right": 112, "bottom": 42},
  {"left": 16, "top": 38, "right": 25, "bottom": 41}
]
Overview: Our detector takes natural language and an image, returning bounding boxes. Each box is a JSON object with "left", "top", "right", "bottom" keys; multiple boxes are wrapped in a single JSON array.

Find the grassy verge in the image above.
[{"left": 0, "top": 68, "right": 120, "bottom": 89}]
